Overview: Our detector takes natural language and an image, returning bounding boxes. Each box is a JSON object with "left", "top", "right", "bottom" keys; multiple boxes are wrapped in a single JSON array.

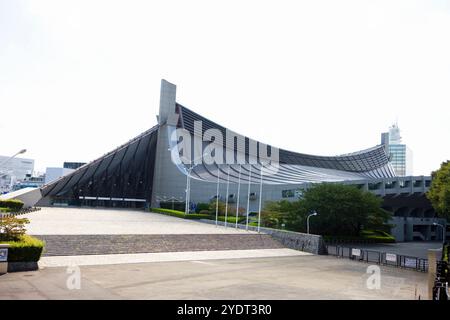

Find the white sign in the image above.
[
  {"left": 0, "top": 249, "right": 7, "bottom": 262},
  {"left": 351, "top": 248, "right": 361, "bottom": 256},
  {"left": 404, "top": 258, "right": 417, "bottom": 268},
  {"left": 386, "top": 253, "right": 397, "bottom": 262}
]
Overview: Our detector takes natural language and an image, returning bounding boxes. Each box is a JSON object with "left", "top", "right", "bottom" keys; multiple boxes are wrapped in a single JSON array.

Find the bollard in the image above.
[{"left": 0, "top": 244, "right": 9, "bottom": 275}]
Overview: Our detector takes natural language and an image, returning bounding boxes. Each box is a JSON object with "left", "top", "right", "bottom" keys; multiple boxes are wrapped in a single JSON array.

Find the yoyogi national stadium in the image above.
[{"left": 34, "top": 80, "right": 443, "bottom": 242}]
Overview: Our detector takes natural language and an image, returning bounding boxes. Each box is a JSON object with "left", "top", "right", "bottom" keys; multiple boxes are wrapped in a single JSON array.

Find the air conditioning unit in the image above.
[{"left": 249, "top": 192, "right": 257, "bottom": 200}]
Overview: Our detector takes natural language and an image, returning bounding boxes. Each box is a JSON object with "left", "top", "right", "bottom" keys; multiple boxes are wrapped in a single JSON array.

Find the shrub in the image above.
[
  {"left": 3, "top": 235, "right": 45, "bottom": 262},
  {"left": 199, "top": 209, "right": 211, "bottom": 215},
  {"left": 0, "top": 216, "right": 29, "bottom": 241},
  {"left": 150, "top": 208, "right": 210, "bottom": 220},
  {"left": 0, "top": 207, "right": 11, "bottom": 213},
  {"left": 195, "top": 203, "right": 210, "bottom": 213},
  {"left": 159, "top": 201, "right": 185, "bottom": 212},
  {"left": 0, "top": 199, "right": 24, "bottom": 212}
]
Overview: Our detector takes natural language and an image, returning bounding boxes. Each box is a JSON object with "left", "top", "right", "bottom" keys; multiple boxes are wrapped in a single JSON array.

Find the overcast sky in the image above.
[{"left": 1, "top": 0, "right": 449, "bottom": 175}]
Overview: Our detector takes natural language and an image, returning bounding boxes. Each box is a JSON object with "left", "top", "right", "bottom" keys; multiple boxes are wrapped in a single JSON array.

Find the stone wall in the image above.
[{"left": 199, "top": 220, "right": 327, "bottom": 255}]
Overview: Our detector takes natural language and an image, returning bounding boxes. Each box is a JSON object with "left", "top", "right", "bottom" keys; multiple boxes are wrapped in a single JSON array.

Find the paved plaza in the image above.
[
  {"left": 1, "top": 207, "right": 429, "bottom": 300},
  {"left": 0, "top": 254, "right": 427, "bottom": 300},
  {"left": 23, "top": 207, "right": 254, "bottom": 235}
]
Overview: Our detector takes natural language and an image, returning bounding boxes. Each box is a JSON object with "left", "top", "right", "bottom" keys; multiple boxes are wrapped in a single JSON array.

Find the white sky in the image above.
[{"left": 1, "top": 0, "right": 449, "bottom": 175}]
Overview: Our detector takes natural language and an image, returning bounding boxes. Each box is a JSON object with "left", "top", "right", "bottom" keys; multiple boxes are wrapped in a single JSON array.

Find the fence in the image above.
[{"left": 326, "top": 244, "right": 428, "bottom": 272}]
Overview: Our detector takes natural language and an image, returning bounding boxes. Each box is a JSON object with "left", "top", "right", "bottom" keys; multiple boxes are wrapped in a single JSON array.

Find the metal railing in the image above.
[{"left": 326, "top": 245, "right": 428, "bottom": 272}]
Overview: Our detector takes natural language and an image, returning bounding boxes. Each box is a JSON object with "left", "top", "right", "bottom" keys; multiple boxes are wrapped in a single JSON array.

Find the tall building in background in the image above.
[
  {"left": 381, "top": 123, "right": 413, "bottom": 176},
  {"left": 0, "top": 155, "right": 34, "bottom": 193}
]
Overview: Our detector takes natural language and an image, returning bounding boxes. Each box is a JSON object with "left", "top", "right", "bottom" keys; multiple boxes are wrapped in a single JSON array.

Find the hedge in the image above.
[
  {"left": 0, "top": 199, "right": 24, "bottom": 212},
  {"left": 150, "top": 208, "right": 210, "bottom": 220},
  {"left": 3, "top": 235, "right": 45, "bottom": 262},
  {"left": 216, "top": 216, "right": 247, "bottom": 224},
  {"left": 324, "top": 230, "right": 395, "bottom": 244}
]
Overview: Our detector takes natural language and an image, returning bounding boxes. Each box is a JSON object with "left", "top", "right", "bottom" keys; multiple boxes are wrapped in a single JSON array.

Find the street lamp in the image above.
[
  {"left": 0, "top": 149, "right": 27, "bottom": 169},
  {"left": 307, "top": 211, "right": 318, "bottom": 234},
  {"left": 433, "top": 222, "right": 446, "bottom": 245}
]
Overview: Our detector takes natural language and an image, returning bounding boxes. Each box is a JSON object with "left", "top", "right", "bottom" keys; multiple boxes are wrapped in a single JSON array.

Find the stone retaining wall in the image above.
[{"left": 199, "top": 220, "right": 328, "bottom": 255}]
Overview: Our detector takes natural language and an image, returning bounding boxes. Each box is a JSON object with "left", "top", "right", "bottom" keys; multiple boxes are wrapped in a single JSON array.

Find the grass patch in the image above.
[{"left": 2, "top": 235, "right": 45, "bottom": 262}]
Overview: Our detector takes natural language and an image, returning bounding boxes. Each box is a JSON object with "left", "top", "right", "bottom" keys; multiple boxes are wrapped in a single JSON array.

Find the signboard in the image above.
[
  {"left": 0, "top": 248, "right": 7, "bottom": 262},
  {"left": 404, "top": 258, "right": 417, "bottom": 268},
  {"left": 386, "top": 253, "right": 397, "bottom": 262},
  {"left": 351, "top": 248, "right": 361, "bottom": 257}
]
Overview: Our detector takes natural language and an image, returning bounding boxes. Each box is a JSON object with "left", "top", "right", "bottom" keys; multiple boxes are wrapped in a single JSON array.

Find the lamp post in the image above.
[
  {"left": 307, "top": 211, "right": 318, "bottom": 234},
  {"left": 433, "top": 222, "right": 446, "bottom": 245},
  {"left": 0, "top": 149, "right": 27, "bottom": 174}
]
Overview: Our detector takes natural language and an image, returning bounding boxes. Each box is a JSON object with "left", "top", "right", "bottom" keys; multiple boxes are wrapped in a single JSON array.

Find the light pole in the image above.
[
  {"left": 0, "top": 149, "right": 27, "bottom": 174},
  {"left": 433, "top": 222, "right": 446, "bottom": 245},
  {"left": 307, "top": 211, "right": 318, "bottom": 234}
]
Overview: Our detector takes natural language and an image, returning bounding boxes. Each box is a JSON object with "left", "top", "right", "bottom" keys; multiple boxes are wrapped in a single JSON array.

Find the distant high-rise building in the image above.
[
  {"left": 381, "top": 123, "right": 413, "bottom": 176},
  {"left": 0, "top": 155, "right": 34, "bottom": 193}
]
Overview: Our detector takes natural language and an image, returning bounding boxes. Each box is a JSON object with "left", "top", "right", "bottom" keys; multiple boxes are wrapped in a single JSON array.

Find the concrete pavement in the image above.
[{"left": 0, "top": 254, "right": 427, "bottom": 300}]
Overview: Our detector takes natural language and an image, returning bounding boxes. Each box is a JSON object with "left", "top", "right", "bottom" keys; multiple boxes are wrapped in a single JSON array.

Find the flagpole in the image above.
[
  {"left": 215, "top": 164, "right": 220, "bottom": 227},
  {"left": 246, "top": 164, "right": 252, "bottom": 231},
  {"left": 257, "top": 164, "right": 264, "bottom": 233},
  {"left": 235, "top": 164, "right": 241, "bottom": 229},
  {"left": 224, "top": 165, "right": 230, "bottom": 228}
]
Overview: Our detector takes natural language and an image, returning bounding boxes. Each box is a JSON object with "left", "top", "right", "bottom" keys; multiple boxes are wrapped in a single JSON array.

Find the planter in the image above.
[{"left": 8, "top": 261, "right": 39, "bottom": 272}]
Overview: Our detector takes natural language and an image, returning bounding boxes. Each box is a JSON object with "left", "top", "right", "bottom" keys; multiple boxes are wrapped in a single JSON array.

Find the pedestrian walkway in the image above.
[{"left": 39, "top": 248, "right": 310, "bottom": 267}]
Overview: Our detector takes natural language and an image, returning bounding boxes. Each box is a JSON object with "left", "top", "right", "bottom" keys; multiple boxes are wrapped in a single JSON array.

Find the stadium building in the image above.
[{"left": 36, "top": 80, "right": 445, "bottom": 241}]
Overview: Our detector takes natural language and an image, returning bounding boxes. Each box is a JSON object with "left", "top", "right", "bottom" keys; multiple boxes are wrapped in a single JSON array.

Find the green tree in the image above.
[
  {"left": 427, "top": 161, "right": 450, "bottom": 220},
  {"left": 264, "top": 183, "right": 391, "bottom": 237}
]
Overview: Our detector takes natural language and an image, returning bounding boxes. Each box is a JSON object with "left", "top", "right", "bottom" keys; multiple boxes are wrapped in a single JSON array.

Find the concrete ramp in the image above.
[{"left": 0, "top": 187, "right": 42, "bottom": 208}]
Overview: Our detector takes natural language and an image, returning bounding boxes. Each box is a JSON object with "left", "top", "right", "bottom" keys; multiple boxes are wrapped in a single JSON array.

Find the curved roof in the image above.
[{"left": 177, "top": 104, "right": 395, "bottom": 178}]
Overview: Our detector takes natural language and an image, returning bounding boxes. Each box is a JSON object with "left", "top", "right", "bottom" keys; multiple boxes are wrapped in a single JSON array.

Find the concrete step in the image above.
[{"left": 35, "top": 234, "right": 285, "bottom": 256}]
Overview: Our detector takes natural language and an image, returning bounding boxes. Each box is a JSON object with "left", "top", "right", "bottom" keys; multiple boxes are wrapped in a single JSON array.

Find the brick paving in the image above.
[{"left": 36, "top": 234, "right": 285, "bottom": 256}]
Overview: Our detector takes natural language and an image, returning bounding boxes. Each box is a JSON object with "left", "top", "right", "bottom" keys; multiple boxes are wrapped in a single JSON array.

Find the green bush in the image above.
[
  {"left": 195, "top": 203, "right": 210, "bottom": 213},
  {"left": 324, "top": 230, "right": 395, "bottom": 244},
  {"left": 3, "top": 235, "right": 45, "bottom": 262},
  {"left": 159, "top": 201, "right": 185, "bottom": 212},
  {"left": 216, "top": 215, "right": 247, "bottom": 224},
  {"left": 0, "top": 216, "right": 29, "bottom": 241},
  {"left": 0, "top": 199, "right": 24, "bottom": 212},
  {"left": 150, "top": 208, "right": 210, "bottom": 220},
  {"left": 0, "top": 207, "right": 11, "bottom": 213}
]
